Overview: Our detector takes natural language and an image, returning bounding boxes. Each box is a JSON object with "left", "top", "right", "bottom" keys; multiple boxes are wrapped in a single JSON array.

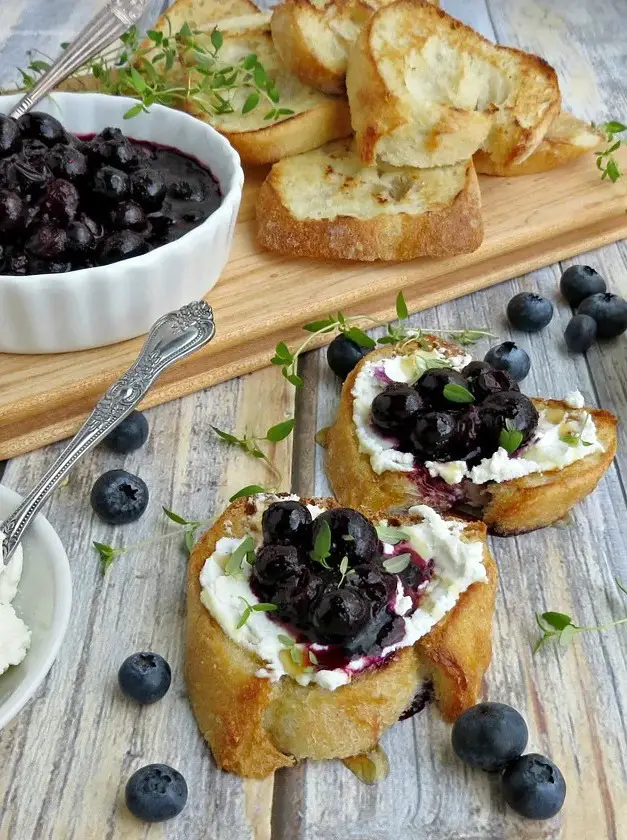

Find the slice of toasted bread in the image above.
[
  {"left": 346, "top": 0, "right": 561, "bottom": 169},
  {"left": 256, "top": 138, "right": 483, "bottom": 260},
  {"left": 326, "top": 341, "right": 617, "bottom": 535},
  {"left": 183, "top": 27, "right": 352, "bottom": 165},
  {"left": 148, "top": 0, "right": 263, "bottom": 36},
  {"left": 186, "top": 495, "right": 496, "bottom": 777},
  {"left": 271, "top": 0, "right": 439, "bottom": 96},
  {"left": 474, "top": 111, "right": 604, "bottom": 176}
]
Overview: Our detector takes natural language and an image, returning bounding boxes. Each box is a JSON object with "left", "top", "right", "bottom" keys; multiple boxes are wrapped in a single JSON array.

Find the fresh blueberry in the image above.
[
  {"left": 90, "top": 469, "right": 149, "bottom": 524},
  {"left": 311, "top": 508, "right": 379, "bottom": 566},
  {"left": 312, "top": 588, "right": 371, "bottom": 643},
  {"left": 262, "top": 500, "right": 312, "bottom": 548},
  {"left": 564, "top": 314, "right": 597, "bottom": 353},
  {"left": 452, "top": 702, "right": 528, "bottom": 772},
  {"left": 415, "top": 368, "right": 469, "bottom": 410},
  {"left": 327, "top": 334, "right": 367, "bottom": 380},
  {"left": 371, "top": 384, "right": 424, "bottom": 438},
  {"left": 577, "top": 292, "right": 627, "bottom": 339},
  {"left": 118, "top": 652, "right": 171, "bottom": 704},
  {"left": 102, "top": 411, "right": 149, "bottom": 453},
  {"left": 560, "top": 265, "right": 607, "bottom": 307},
  {"left": 506, "top": 292, "right": 554, "bottom": 332},
  {"left": 501, "top": 753, "right": 566, "bottom": 820},
  {"left": 125, "top": 764, "right": 188, "bottom": 823},
  {"left": 484, "top": 342, "right": 531, "bottom": 382}
]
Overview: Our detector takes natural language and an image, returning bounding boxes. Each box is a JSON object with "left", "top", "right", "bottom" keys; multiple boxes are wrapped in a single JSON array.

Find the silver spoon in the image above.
[
  {"left": 0, "top": 300, "right": 216, "bottom": 564},
  {"left": 9, "top": 0, "right": 148, "bottom": 119}
]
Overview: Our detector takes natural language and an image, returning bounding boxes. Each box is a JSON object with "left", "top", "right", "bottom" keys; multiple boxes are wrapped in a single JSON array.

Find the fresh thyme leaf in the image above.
[
  {"left": 278, "top": 634, "right": 294, "bottom": 647},
  {"left": 311, "top": 520, "right": 332, "bottom": 566},
  {"left": 396, "top": 290, "right": 409, "bottom": 320},
  {"left": 447, "top": 329, "right": 496, "bottom": 346},
  {"left": 338, "top": 555, "right": 350, "bottom": 587},
  {"left": 124, "top": 103, "right": 145, "bottom": 119},
  {"left": 603, "top": 120, "right": 627, "bottom": 134},
  {"left": 560, "top": 431, "right": 581, "bottom": 446},
  {"left": 422, "top": 356, "right": 452, "bottom": 371},
  {"left": 229, "top": 484, "right": 266, "bottom": 502},
  {"left": 383, "top": 553, "right": 412, "bottom": 574},
  {"left": 541, "top": 611, "right": 573, "bottom": 631},
  {"left": 242, "top": 91, "right": 260, "bottom": 114},
  {"left": 237, "top": 602, "right": 253, "bottom": 629},
  {"left": 375, "top": 525, "right": 407, "bottom": 545},
  {"left": 266, "top": 418, "right": 295, "bottom": 442},
  {"left": 596, "top": 121, "right": 626, "bottom": 183},
  {"left": 290, "top": 645, "right": 302, "bottom": 665},
  {"left": 443, "top": 383, "right": 474, "bottom": 404},
  {"left": 499, "top": 427, "right": 524, "bottom": 454},
  {"left": 184, "top": 529, "right": 197, "bottom": 554},
  {"left": 344, "top": 327, "right": 376, "bottom": 349},
  {"left": 93, "top": 541, "right": 124, "bottom": 574},
  {"left": 162, "top": 507, "right": 191, "bottom": 525},
  {"left": 559, "top": 623, "right": 578, "bottom": 648},
  {"left": 225, "top": 535, "right": 255, "bottom": 576},
  {"left": 252, "top": 602, "right": 278, "bottom": 613},
  {"left": 210, "top": 28, "right": 223, "bottom": 51},
  {"left": 211, "top": 425, "right": 242, "bottom": 445},
  {"left": 303, "top": 316, "right": 337, "bottom": 333},
  {"left": 309, "top": 650, "right": 319, "bottom": 665}
]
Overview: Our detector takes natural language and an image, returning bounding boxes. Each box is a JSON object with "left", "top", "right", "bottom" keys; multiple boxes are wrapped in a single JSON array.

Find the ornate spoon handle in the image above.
[
  {"left": 8, "top": 0, "right": 148, "bottom": 119},
  {"left": 0, "top": 301, "right": 215, "bottom": 564}
]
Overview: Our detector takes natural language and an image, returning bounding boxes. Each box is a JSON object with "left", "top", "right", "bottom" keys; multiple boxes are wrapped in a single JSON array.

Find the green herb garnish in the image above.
[
  {"left": 225, "top": 535, "right": 255, "bottom": 576},
  {"left": 229, "top": 484, "right": 267, "bottom": 502},
  {"left": 499, "top": 419, "right": 524, "bottom": 454},
  {"left": 211, "top": 418, "right": 294, "bottom": 483},
  {"left": 595, "top": 121, "right": 626, "bottom": 183},
  {"left": 534, "top": 579, "right": 627, "bottom": 653},
  {"left": 559, "top": 430, "right": 593, "bottom": 447},
  {"left": 237, "top": 597, "right": 278, "bottom": 629},
  {"left": 443, "top": 383, "right": 475, "bottom": 404},
  {"left": 338, "top": 555, "right": 351, "bottom": 587},
  {"left": 310, "top": 520, "right": 332, "bottom": 569},
  {"left": 382, "top": 553, "right": 412, "bottom": 574},
  {"left": 375, "top": 525, "right": 407, "bottom": 545}
]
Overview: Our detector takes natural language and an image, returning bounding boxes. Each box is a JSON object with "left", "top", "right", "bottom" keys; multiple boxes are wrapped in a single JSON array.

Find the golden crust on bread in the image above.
[
  {"left": 256, "top": 140, "right": 483, "bottom": 261},
  {"left": 474, "top": 112, "right": 604, "bottom": 176},
  {"left": 186, "top": 495, "right": 496, "bottom": 777},
  {"left": 326, "top": 341, "right": 618, "bottom": 534}
]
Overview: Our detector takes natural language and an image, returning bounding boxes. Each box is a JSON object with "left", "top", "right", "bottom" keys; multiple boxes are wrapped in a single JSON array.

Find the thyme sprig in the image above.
[
  {"left": 211, "top": 419, "right": 295, "bottom": 484},
  {"left": 595, "top": 120, "right": 626, "bottom": 183}
]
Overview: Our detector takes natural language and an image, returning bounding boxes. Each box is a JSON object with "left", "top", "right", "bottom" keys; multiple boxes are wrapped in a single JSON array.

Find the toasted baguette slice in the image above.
[
  {"left": 256, "top": 138, "right": 483, "bottom": 261},
  {"left": 474, "top": 111, "right": 604, "bottom": 176},
  {"left": 271, "top": 0, "right": 439, "bottom": 96},
  {"left": 186, "top": 495, "right": 496, "bottom": 778},
  {"left": 183, "top": 27, "right": 352, "bottom": 165},
  {"left": 326, "top": 341, "right": 617, "bottom": 535},
  {"left": 346, "top": 0, "right": 561, "bottom": 169},
  {"left": 147, "top": 0, "right": 263, "bottom": 37}
]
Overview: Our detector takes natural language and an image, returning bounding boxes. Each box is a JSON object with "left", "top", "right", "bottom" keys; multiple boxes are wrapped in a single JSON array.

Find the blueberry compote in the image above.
[
  {"left": 250, "top": 502, "right": 429, "bottom": 673},
  {"left": 369, "top": 357, "right": 539, "bottom": 500},
  {"left": 0, "top": 113, "right": 221, "bottom": 275}
]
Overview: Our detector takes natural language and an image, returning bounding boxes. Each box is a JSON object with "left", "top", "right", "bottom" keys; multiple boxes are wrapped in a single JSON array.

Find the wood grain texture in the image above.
[
  {"left": 1, "top": 1, "right": 627, "bottom": 839},
  {"left": 1, "top": 151, "right": 627, "bottom": 460}
]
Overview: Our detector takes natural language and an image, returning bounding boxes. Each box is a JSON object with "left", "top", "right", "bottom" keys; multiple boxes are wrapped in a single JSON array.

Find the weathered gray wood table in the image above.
[{"left": 0, "top": 1, "right": 626, "bottom": 838}]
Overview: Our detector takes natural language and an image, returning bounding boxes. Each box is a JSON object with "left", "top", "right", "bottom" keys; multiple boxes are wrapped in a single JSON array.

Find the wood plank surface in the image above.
[{"left": 0, "top": 1, "right": 626, "bottom": 840}]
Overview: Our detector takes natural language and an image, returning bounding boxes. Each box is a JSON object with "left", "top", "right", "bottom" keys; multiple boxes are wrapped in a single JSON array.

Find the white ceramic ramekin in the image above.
[{"left": 0, "top": 93, "right": 244, "bottom": 353}]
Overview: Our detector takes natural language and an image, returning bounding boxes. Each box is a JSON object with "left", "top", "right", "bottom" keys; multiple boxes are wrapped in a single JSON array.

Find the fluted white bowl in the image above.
[{"left": 0, "top": 92, "right": 243, "bottom": 353}]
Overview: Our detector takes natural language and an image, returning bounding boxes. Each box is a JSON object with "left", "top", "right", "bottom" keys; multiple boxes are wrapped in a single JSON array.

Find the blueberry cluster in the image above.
[
  {"left": 371, "top": 362, "right": 538, "bottom": 465},
  {"left": 0, "top": 112, "right": 220, "bottom": 275},
  {"left": 250, "top": 501, "right": 415, "bottom": 654}
]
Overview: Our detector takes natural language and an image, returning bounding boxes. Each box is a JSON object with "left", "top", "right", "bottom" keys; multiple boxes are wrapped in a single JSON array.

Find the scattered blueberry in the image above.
[
  {"left": 327, "top": 334, "right": 367, "bottom": 380},
  {"left": 102, "top": 411, "right": 149, "bottom": 453},
  {"left": 506, "top": 292, "right": 554, "bottom": 332},
  {"left": 452, "top": 702, "right": 528, "bottom": 772},
  {"left": 484, "top": 342, "right": 531, "bottom": 382},
  {"left": 560, "top": 265, "right": 607, "bottom": 307},
  {"left": 564, "top": 314, "right": 597, "bottom": 354},
  {"left": 90, "top": 469, "right": 149, "bottom": 524},
  {"left": 501, "top": 753, "right": 566, "bottom": 820},
  {"left": 118, "top": 652, "right": 171, "bottom": 704},
  {"left": 125, "top": 764, "right": 188, "bottom": 823},
  {"left": 577, "top": 292, "right": 627, "bottom": 339}
]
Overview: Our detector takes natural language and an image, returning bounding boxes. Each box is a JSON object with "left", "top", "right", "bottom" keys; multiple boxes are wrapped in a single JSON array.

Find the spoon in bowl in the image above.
[{"left": 0, "top": 300, "right": 216, "bottom": 565}]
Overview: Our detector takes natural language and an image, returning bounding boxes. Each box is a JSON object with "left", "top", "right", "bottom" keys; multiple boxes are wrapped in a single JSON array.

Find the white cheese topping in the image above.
[
  {"left": 564, "top": 389, "right": 585, "bottom": 409},
  {"left": 352, "top": 350, "right": 471, "bottom": 474},
  {"left": 0, "top": 535, "right": 30, "bottom": 677},
  {"left": 198, "top": 495, "right": 486, "bottom": 691}
]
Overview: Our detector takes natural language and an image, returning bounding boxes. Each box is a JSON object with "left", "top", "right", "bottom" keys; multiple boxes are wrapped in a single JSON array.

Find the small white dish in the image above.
[
  {"left": 0, "top": 92, "right": 244, "bottom": 354},
  {"left": 0, "top": 485, "right": 72, "bottom": 731}
]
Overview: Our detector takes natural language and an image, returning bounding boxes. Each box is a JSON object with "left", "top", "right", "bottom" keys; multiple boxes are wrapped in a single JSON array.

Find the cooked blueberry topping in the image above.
[
  {"left": 311, "top": 508, "right": 379, "bottom": 566},
  {"left": 0, "top": 189, "right": 24, "bottom": 233},
  {"left": 327, "top": 334, "right": 367, "bottom": 380},
  {"left": 471, "top": 368, "right": 520, "bottom": 401},
  {"left": 102, "top": 411, "right": 149, "bottom": 453},
  {"left": 453, "top": 405, "right": 486, "bottom": 462},
  {"left": 46, "top": 144, "right": 88, "bottom": 181},
  {"left": 90, "top": 469, "right": 149, "bottom": 524},
  {"left": 452, "top": 702, "right": 528, "bottom": 772},
  {"left": 118, "top": 652, "right": 171, "bottom": 704},
  {"left": 125, "top": 764, "right": 188, "bottom": 823},
  {"left": 564, "top": 313, "right": 597, "bottom": 353},
  {"left": 18, "top": 112, "right": 67, "bottom": 146},
  {"left": 111, "top": 200, "right": 148, "bottom": 231},
  {"left": 131, "top": 168, "right": 167, "bottom": 211},
  {"left": 399, "top": 681, "right": 434, "bottom": 720},
  {"left": 262, "top": 500, "right": 313, "bottom": 547},
  {"left": 481, "top": 391, "right": 539, "bottom": 446},
  {"left": 506, "top": 292, "right": 554, "bottom": 332},
  {"left": 371, "top": 384, "right": 424, "bottom": 438},
  {"left": 93, "top": 165, "right": 129, "bottom": 202},
  {"left": 40, "top": 178, "right": 79, "bottom": 225},
  {"left": 415, "top": 368, "right": 469, "bottom": 409},
  {"left": 560, "top": 264, "right": 607, "bottom": 307},
  {"left": 66, "top": 221, "right": 95, "bottom": 255},
  {"left": 0, "top": 115, "right": 21, "bottom": 156},
  {"left": 99, "top": 230, "right": 149, "bottom": 264},
  {"left": 312, "top": 588, "right": 371, "bottom": 643},
  {"left": 252, "top": 543, "right": 302, "bottom": 588},
  {"left": 25, "top": 223, "right": 67, "bottom": 259},
  {"left": 577, "top": 292, "right": 627, "bottom": 339},
  {"left": 461, "top": 360, "right": 491, "bottom": 381},
  {"left": 484, "top": 342, "right": 531, "bottom": 382},
  {"left": 410, "top": 411, "right": 457, "bottom": 460},
  {"left": 501, "top": 754, "right": 566, "bottom": 820}
]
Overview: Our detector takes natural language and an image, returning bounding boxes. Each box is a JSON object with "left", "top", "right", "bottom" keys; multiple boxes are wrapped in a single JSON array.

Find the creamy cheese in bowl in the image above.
[
  {"left": 198, "top": 494, "right": 486, "bottom": 691},
  {"left": 0, "top": 535, "right": 30, "bottom": 677}
]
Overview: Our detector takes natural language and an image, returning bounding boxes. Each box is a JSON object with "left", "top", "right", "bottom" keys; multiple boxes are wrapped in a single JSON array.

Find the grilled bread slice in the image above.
[
  {"left": 474, "top": 112, "right": 604, "bottom": 176},
  {"left": 271, "top": 0, "right": 439, "bottom": 96},
  {"left": 186, "top": 495, "right": 496, "bottom": 777},
  {"left": 146, "top": 0, "right": 264, "bottom": 37},
  {"left": 326, "top": 340, "right": 617, "bottom": 535},
  {"left": 346, "top": 0, "right": 561, "bottom": 169},
  {"left": 256, "top": 138, "right": 483, "bottom": 260}
]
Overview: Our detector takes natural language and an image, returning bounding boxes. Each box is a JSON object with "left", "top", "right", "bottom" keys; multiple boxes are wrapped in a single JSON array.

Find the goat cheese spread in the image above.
[
  {"left": 199, "top": 495, "right": 486, "bottom": 691},
  {"left": 352, "top": 351, "right": 602, "bottom": 485},
  {"left": 0, "top": 535, "right": 30, "bottom": 676}
]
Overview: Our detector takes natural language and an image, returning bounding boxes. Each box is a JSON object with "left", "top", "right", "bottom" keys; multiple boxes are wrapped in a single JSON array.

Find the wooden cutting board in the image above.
[{"left": 1, "top": 149, "right": 626, "bottom": 460}]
